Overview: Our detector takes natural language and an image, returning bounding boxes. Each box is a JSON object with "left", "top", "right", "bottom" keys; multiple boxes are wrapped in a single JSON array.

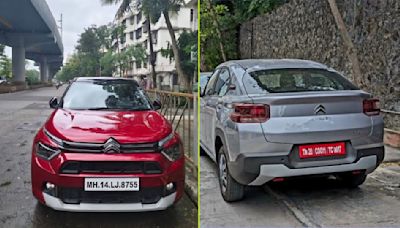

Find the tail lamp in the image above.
[
  {"left": 363, "top": 99, "right": 380, "bottom": 116},
  {"left": 230, "top": 103, "right": 270, "bottom": 123}
]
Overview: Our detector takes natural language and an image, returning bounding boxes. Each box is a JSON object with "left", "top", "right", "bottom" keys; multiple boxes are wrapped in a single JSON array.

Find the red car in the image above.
[{"left": 31, "top": 77, "right": 184, "bottom": 212}]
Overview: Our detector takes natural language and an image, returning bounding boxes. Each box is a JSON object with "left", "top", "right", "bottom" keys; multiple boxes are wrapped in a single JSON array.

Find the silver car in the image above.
[{"left": 200, "top": 59, "right": 384, "bottom": 202}]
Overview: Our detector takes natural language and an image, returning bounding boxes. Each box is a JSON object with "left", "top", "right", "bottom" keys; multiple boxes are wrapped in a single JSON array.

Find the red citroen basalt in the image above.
[{"left": 31, "top": 77, "right": 184, "bottom": 212}]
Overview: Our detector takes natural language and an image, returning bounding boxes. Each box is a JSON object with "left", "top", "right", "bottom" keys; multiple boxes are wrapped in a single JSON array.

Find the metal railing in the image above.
[
  {"left": 381, "top": 109, "right": 400, "bottom": 131},
  {"left": 381, "top": 109, "right": 400, "bottom": 115},
  {"left": 146, "top": 89, "right": 198, "bottom": 176}
]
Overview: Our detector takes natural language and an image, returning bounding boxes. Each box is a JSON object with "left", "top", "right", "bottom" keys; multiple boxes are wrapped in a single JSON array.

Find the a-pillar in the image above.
[
  {"left": 40, "top": 57, "right": 49, "bottom": 82},
  {"left": 12, "top": 37, "right": 26, "bottom": 83}
]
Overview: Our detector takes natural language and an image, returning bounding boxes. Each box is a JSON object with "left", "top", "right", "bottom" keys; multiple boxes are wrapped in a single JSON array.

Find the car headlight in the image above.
[
  {"left": 36, "top": 142, "right": 61, "bottom": 160},
  {"left": 162, "top": 143, "right": 183, "bottom": 162},
  {"left": 158, "top": 133, "right": 174, "bottom": 147}
]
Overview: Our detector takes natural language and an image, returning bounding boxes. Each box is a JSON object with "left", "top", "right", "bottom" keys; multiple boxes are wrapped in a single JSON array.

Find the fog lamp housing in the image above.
[
  {"left": 165, "top": 182, "right": 176, "bottom": 195},
  {"left": 43, "top": 182, "right": 57, "bottom": 196}
]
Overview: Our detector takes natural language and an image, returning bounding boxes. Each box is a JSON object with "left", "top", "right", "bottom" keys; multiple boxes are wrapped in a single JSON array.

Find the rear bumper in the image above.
[
  {"left": 249, "top": 155, "right": 377, "bottom": 186},
  {"left": 228, "top": 146, "right": 384, "bottom": 185},
  {"left": 42, "top": 192, "right": 176, "bottom": 212}
]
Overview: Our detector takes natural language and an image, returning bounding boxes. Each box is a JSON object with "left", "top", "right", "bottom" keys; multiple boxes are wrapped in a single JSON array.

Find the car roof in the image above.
[
  {"left": 73, "top": 77, "right": 140, "bottom": 86},
  {"left": 219, "top": 59, "right": 330, "bottom": 71}
]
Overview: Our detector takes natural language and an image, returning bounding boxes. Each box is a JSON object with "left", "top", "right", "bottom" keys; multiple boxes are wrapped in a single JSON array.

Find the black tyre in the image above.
[
  {"left": 338, "top": 172, "right": 367, "bottom": 188},
  {"left": 217, "top": 146, "right": 244, "bottom": 202}
]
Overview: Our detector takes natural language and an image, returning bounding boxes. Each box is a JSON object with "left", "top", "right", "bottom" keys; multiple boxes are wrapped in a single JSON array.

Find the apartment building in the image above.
[{"left": 113, "top": 0, "right": 197, "bottom": 90}]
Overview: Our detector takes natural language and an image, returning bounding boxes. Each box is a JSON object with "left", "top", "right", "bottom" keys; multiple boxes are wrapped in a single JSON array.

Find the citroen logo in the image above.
[
  {"left": 103, "top": 138, "right": 121, "bottom": 154},
  {"left": 314, "top": 104, "right": 326, "bottom": 115}
]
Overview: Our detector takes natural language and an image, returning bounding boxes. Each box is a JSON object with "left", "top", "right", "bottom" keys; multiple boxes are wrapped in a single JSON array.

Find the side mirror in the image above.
[
  {"left": 49, "top": 97, "right": 59, "bottom": 109},
  {"left": 153, "top": 100, "right": 161, "bottom": 110}
]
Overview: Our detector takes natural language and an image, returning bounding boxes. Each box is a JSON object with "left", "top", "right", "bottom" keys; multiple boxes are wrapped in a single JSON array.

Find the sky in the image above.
[{"left": 6, "top": 0, "right": 119, "bottom": 67}]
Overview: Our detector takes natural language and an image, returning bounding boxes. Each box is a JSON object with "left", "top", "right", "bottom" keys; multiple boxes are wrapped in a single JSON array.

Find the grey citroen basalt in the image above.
[{"left": 200, "top": 59, "right": 384, "bottom": 202}]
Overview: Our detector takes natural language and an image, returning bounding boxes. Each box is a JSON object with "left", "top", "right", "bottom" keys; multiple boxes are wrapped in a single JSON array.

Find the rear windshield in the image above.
[
  {"left": 62, "top": 80, "right": 152, "bottom": 110},
  {"left": 245, "top": 68, "right": 358, "bottom": 94}
]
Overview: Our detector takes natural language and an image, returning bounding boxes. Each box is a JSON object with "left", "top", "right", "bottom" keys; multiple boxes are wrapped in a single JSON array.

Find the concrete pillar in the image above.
[
  {"left": 12, "top": 37, "right": 26, "bottom": 82},
  {"left": 48, "top": 68, "right": 56, "bottom": 82},
  {"left": 40, "top": 57, "right": 48, "bottom": 82}
]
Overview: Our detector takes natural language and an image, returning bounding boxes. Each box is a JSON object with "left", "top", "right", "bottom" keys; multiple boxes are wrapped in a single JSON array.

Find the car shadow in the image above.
[
  {"left": 266, "top": 175, "right": 365, "bottom": 196},
  {"left": 31, "top": 200, "right": 193, "bottom": 228},
  {"left": 201, "top": 152, "right": 367, "bottom": 202}
]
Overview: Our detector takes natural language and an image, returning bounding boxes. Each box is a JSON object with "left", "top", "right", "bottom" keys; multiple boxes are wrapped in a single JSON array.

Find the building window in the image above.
[
  {"left": 130, "top": 16, "right": 134, "bottom": 25},
  {"left": 144, "top": 40, "right": 148, "bottom": 49},
  {"left": 151, "top": 31, "right": 158, "bottom": 44},
  {"left": 190, "top": 9, "right": 194, "bottom": 22},
  {"left": 143, "top": 58, "right": 148, "bottom": 69},
  {"left": 136, "top": 27, "right": 142, "bottom": 39},
  {"left": 143, "top": 20, "right": 148, "bottom": 33},
  {"left": 122, "top": 19, "right": 126, "bottom": 27},
  {"left": 136, "top": 61, "right": 142, "bottom": 69},
  {"left": 130, "top": 32, "right": 134, "bottom": 40},
  {"left": 137, "top": 12, "right": 142, "bottom": 24}
]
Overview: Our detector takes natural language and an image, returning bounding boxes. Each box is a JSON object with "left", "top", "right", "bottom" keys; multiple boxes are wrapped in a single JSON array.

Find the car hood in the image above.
[{"left": 44, "top": 109, "right": 172, "bottom": 144}]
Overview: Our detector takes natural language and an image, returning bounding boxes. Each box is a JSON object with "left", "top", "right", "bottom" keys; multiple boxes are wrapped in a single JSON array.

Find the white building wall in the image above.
[{"left": 113, "top": 1, "right": 197, "bottom": 90}]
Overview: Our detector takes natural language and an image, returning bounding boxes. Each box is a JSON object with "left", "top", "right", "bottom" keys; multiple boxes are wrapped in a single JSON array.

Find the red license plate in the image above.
[{"left": 299, "top": 142, "right": 346, "bottom": 159}]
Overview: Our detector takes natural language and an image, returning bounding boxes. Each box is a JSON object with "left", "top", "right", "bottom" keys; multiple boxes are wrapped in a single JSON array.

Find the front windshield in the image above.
[{"left": 62, "top": 80, "right": 152, "bottom": 110}]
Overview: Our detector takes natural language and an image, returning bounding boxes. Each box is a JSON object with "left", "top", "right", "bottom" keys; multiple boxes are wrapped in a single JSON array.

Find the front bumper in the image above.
[
  {"left": 31, "top": 152, "right": 185, "bottom": 212},
  {"left": 42, "top": 192, "right": 177, "bottom": 212},
  {"left": 228, "top": 146, "right": 384, "bottom": 185}
]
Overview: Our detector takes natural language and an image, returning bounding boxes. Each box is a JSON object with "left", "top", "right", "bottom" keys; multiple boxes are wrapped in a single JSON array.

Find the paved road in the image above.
[
  {"left": 201, "top": 151, "right": 400, "bottom": 227},
  {"left": 0, "top": 86, "right": 197, "bottom": 228}
]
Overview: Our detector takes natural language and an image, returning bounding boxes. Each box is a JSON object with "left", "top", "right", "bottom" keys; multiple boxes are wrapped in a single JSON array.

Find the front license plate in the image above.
[
  {"left": 84, "top": 178, "right": 139, "bottom": 191},
  {"left": 299, "top": 142, "right": 346, "bottom": 159}
]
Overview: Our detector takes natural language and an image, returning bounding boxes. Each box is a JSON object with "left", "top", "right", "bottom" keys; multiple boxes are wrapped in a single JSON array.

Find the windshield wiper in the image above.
[
  {"left": 84, "top": 107, "right": 151, "bottom": 111},
  {"left": 85, "top": 107, "right": 112, "bottom": 110}
]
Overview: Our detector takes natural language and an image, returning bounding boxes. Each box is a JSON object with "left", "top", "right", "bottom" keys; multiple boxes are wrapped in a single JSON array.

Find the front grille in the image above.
[
  {"left": 60, "top": 161, "right": 162, "bottom": 174},
  {"left": 61, "top": 141, "right": 160, "bottom": 153},
  {"left": 44, "top": 129, "right": 161, "bottom": 153},
  {"left": 57, "top": 186, "right": 164, "bottom": 204}
]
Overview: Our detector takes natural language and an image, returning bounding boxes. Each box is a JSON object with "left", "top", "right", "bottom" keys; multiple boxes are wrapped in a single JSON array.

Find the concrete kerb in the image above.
[
  {"left": 185, "top": 164, "right": 198, "bottom": 206},
  {"left": 0, "top": 83, "right": 52, "bottom": 94}
]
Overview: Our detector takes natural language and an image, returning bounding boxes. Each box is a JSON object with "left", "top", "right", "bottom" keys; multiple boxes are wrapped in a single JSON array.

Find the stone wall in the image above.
[{"left": 239, "top": 0, "right": 400, "bottom": 130}]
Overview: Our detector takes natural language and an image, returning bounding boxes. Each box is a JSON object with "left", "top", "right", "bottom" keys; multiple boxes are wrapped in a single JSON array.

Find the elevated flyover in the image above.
[{"left": 0, "top": 0, "right": 63, "bottom": 83}]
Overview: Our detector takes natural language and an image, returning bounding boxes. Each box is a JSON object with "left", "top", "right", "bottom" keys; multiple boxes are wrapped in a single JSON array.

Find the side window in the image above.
[
  {"left": 226, "top": 73, "right": 240, "bottom": 96},
  {"left": 204, "top": 69, "right": 220, "bottom": 96},
  {"left": 215, "top": 68, "right": 230, "bottom": 96}
]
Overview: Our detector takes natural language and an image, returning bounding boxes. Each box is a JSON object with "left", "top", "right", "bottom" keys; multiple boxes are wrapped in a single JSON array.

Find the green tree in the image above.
[
  {"left": 57, "top": 24, "right": 117, "bottom": 81},
  {"left": 100, "top": 51, "right": 116, "bottom": 76},
  {"left": 118, "top": 44, "right": 147, "bottom": 76},
  {"left": 101, "top": 0, "right": 191, "bottom": 90},
  {"left": 111, "top": 23, "right": 126, "bottom": 76},
  {"left": 25, "top": 69, "right": 40, "bottom": 85},
  {"left": 0, "top": 44, "right": 12, "bottom": 79},
  {"left": 161, "top": 30, "right": 197, "bottom": 87},
  {"left": 200, "top": 0, "right": 285, "bottom": 71}
]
